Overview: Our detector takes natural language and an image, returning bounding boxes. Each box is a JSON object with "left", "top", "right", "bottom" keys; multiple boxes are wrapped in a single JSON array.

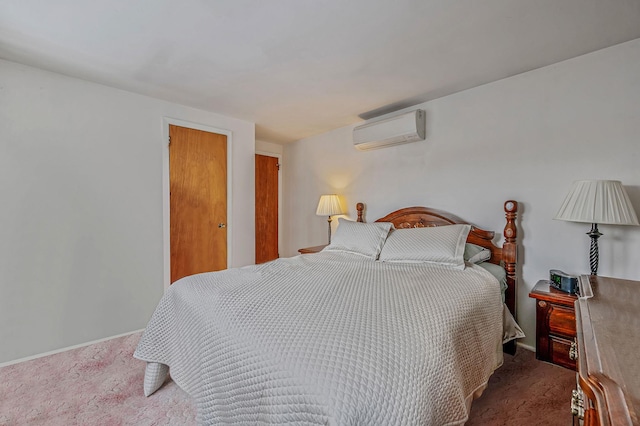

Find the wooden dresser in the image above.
[{"left": 573, "top": 275, "right": 640, "bottom": 425}]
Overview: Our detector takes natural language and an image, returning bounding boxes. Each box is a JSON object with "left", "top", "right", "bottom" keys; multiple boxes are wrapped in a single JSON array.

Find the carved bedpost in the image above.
[
  {"left": 503, "top": 200, "right": 518, "bottom": 355},
  {"left": 356, "top": 203, "right": 364, "bottom": 222}
]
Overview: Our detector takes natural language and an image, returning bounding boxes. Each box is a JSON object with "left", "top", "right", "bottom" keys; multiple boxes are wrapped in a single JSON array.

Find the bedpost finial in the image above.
[
  {"left": 504, "top": 200, "right": 517, "bottom": 213},
  {"left": 356, "top": 203, "right": 364, "bottom": 222},
  {"left": 503, "top": 201, "right": 517, "bottom": 241}
]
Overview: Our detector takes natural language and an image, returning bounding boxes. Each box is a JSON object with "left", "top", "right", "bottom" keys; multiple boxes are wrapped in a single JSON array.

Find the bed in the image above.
[{"left": 134, "top": 200, "right": 520, "bottom": 425}]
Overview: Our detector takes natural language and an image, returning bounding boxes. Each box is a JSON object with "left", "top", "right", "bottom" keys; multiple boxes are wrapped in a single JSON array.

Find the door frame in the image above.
[
  {"left": 255, "top": 151, "right": 282, "bottom": 260},
  {"left": 162, "top": 117, "right": 233, "bottom": 289}
]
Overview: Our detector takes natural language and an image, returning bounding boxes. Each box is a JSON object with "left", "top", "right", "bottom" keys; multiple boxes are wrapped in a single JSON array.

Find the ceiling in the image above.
[{"left": 2, "top": 1, "right": 640, "bottom": 144}]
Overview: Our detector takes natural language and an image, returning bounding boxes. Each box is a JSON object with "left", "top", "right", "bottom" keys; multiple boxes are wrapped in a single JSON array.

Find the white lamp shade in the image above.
[
  {"left": 316, "top": 194, "right": 344, "bottom": 216},
  {"left": 555, "top": 180, "right": 639, "bottom": 225}
]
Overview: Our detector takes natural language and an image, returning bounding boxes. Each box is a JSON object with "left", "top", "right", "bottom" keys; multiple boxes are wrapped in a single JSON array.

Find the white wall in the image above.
[
  {"left": 0, "top": 59, "right": 255, "bottom": 363},
  {"left": 256, "top": 139, "right": 284, "bottom": 155},
  {"left": 283, "top": 39, "right": 640, "bottom": 349}
]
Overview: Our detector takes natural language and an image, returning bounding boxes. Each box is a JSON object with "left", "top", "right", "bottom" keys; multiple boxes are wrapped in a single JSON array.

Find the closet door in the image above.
[
  {"left": 169, "top": 125, "right": 227, "bottom": 283},
  {"left": 255, "top": 154, "right": 279, "bottom": 264}
]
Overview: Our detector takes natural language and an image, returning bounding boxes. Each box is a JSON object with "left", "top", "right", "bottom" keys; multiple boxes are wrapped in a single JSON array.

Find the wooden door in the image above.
[
  {"left": 255, "top": 154, "right": 279, "bottom": 263},
  {"left": 169, "top": 125, "right": 227, "bottom": 283}
]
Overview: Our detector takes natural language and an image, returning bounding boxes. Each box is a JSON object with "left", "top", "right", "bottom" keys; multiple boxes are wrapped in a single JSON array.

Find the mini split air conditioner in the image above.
[{"left": 353, "top": 109, "right": 426, "bottom": 151}]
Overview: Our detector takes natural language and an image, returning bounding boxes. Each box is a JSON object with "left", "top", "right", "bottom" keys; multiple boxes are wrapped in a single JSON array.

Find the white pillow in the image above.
[
  {"left": 378, "top": 224, "right": 471, "bottom": 269},
  {"left": 323, "top": 218, "right": 394, "bottom": 259},
  {"left": 143, "top": 362, "right": 169, "bottom": 396}
]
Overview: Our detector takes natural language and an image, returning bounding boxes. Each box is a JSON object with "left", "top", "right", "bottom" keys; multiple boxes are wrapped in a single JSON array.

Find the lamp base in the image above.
[
  {"left": 327, "top": 216, "right": 333, "bottom": 245},
  {"left": 587, "top": 223, "right": 602, "bottom": 276}
]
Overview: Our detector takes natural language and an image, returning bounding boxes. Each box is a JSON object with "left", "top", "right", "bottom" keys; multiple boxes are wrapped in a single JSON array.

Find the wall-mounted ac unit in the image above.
[{"left": 353, "top": 109, "right": 426, "bottom": 151}]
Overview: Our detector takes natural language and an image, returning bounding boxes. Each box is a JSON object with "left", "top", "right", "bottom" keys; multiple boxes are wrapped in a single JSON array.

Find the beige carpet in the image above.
[
  {"left": 467, "top": 348, "right": 576, "bottom": 425},
  {"left": 0, "top": 332, "right": 575, "bottom": 425}
]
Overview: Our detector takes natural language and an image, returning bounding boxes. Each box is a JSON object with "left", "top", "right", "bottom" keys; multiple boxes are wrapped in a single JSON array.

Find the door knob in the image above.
[{"left": 218, "top": 223, "right": 226, "bottom": 228}]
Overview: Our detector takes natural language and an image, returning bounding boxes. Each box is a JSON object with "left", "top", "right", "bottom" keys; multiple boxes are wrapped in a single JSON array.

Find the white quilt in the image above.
[{"left": 134, "top": 252, "right": 503, "bottom": 425}]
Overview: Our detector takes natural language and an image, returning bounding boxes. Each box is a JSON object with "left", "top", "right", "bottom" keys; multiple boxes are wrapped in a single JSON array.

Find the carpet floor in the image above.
[{"left": 0, "top": 332, "right": 575, "bottom": 425}]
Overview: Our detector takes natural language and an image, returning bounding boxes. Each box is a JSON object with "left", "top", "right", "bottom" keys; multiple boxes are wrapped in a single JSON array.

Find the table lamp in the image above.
[
  {"left": 555, "top": 180, "right": 638, "bottom": 275},
  {"left": 316, "top": 194, "right": 344, "bottom": 244}
]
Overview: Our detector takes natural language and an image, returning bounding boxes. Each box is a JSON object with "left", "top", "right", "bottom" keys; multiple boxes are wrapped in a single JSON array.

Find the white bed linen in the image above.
[{"left": 134, "top": 252, "right": 503, "bottom": 425}]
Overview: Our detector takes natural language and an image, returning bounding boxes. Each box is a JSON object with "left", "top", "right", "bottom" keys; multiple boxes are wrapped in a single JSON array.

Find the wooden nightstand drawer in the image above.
[
  {"left": 547, "top": 304, "right": 576, "bottom": 337},
  {"left": 549, "top": 335, "right": 575, "bottom": 370}
]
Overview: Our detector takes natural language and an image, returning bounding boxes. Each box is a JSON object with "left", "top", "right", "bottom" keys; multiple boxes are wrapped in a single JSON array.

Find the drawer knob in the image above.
[
  {"left": 538, "top": 300, "right": 547, "bottom": 308},
  {"left": 569, "top": 340, "right": 578, "bottom": 361}
]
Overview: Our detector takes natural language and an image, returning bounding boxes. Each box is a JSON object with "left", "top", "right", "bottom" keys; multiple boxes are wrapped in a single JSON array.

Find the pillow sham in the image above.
[
  {"left": 323, "top": 218, "right": 394, "bottom": 260},
  {"left": 378, "top": 224, "right": 471, "bottom": 269},
  {"left": 464, "top": 243, "right": 491, "bottom": 264}
]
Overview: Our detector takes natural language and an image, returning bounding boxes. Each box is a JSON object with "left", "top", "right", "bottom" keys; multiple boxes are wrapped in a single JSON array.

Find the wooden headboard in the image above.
[{"left": 356, "top": 201, "right": 519, "bottom": 353}]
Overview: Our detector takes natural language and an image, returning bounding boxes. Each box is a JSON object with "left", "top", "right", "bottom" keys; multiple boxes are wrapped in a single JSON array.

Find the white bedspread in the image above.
[{"left": 134, "top": 252, "right": 503, "bottom": 425}]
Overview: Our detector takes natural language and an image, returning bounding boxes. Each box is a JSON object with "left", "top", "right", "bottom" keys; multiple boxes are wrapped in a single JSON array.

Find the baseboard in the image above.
[
  {"left": 0, "top": 329, "right": 144, "bottom": 368},
  {"left": 517, "top": 341, "right": 535, "bottom": 352}
]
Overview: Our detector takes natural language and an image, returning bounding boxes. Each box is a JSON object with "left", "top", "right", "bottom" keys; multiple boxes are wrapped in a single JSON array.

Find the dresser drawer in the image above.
[{"left": 548, "top": 304, "right": 577, "bottom": 338}]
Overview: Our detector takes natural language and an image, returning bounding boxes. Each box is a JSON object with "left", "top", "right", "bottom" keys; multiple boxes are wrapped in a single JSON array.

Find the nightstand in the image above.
[
  {"left": 529, "top": 280, "right": 577, "bottom": 370},
  {"left": 298, "top": 245, "right": 327, "bottom": 254}
]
